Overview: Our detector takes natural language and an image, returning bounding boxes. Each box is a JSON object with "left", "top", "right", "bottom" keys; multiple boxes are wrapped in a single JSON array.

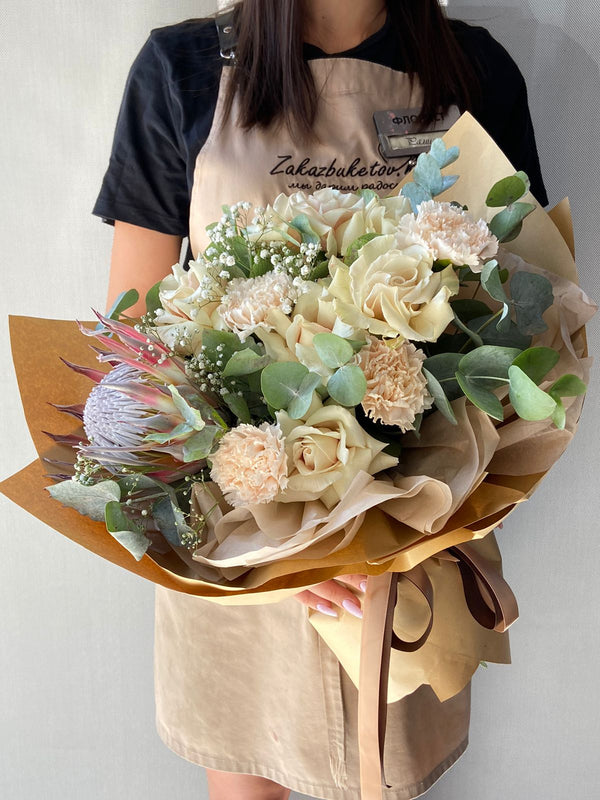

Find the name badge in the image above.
[{"left": 373, "top": 105, "right": 460, "bottom": 159}]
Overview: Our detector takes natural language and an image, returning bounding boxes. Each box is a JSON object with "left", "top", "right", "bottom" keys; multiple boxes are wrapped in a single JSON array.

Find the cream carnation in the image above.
[
  {"left": 357, "top": 337, "right": 433, "bottom": 430},
  {"left": 209, "top": 422, "right": 288, "bottom": 507},
  {"left": 217, "top": 271, "right": 298, "bottom": 341},
  {"left": 397, "top": 200, "right": 498, "bottom": 271}
]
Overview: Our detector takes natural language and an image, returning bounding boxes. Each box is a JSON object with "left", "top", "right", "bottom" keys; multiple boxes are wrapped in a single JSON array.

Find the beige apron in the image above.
[{"left": 155, "top": 58, "right": 477, "bottom": 800}]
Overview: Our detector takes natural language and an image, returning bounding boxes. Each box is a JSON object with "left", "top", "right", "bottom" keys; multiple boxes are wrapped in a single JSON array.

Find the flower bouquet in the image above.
[{"left": 1, "top": 114, "right": 594, "bottom": 800}]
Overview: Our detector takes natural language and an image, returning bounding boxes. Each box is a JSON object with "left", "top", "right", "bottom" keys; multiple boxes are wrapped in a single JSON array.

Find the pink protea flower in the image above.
[{"left": 59, "top": 313, "right": 224, "bottom": 481}]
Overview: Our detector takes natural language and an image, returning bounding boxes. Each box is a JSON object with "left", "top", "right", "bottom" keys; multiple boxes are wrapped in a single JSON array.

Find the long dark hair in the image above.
[{"left": 222, "top": 0, "right": 480, "bottom": 137}]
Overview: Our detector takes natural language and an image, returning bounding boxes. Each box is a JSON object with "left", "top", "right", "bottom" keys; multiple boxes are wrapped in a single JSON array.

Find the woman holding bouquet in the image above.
[{"left": 93, "top": 1, "right": 547, "bottom": 798}]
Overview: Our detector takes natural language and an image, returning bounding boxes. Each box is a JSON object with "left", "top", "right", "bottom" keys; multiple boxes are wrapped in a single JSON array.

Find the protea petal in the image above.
[
  {"left": 60, "top": 358, "right": 106, "bottom": 383},
  {"left": 43, "top": 431, "right": 87, "bottom": 446},
  {"left": 49, "top": 402, "right": 86, "bottom": 420},
  {"left": 99, "top": 381, "right": 176, "bottom": 414},
  {"left": 92, "top": 311, "right": 171, "bottom": 355}
]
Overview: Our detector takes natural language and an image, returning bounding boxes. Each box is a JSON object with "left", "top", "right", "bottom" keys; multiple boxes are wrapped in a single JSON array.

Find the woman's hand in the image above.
[{"left": 294, "top": 574, "right": 368, "bottom": 618}]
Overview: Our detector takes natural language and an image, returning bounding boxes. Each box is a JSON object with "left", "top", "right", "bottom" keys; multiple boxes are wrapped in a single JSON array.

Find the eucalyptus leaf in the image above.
[
  {"left": 480, "top": 260, "right": 509, "bottom": 303},
  {"left": 105, "top": 501, "right": 151, "bottom": 561},
  {"left": 183, "top": 426, "right": 218, "bottom": 462},
  {"left": 144, "top": 422, "right": 194, "bottom": 444},
  {"left": 414, "top": 153, "right": 443, "bottom": 195},
  {"left": 457, "top": 266, "right": 480, "bottom": 282},
  {"left": 508, "top": 365, "right": 557, "bottom": 420},
  {"left": 169, "top": 386, "right": 206, "bottom": 429},
  {"left": 423, "top": 367, "right": 457, "bottom": 424},
  {"left": 496, "top": 303, "right": 512, "bottom": 334},
  {"left": 309, "top": 259, "right": 330, "bottom": 280},
  {"left": 46, "top": 479, "right": 121, "bottom": 521},
  {"left": 231, "top": 236, "right": 252, "bottom": 275},
  {"left": 222, "top": 390, "right": 251, "bottom": 423},
  {"left": 510, "top": 271, "right": 554, "bottom": 335},
  {"left": 222, "top": 348, "right": 271, "bottom": 377},
  {"left": 289, "top": 214, "right": 320, "bottom": 246},
  {"left": 313, "top": 332, "right": 354, "bottom": 368},
  {"left": 459, "top": 344, "right": 522, "bottom": 388},
  {"left": 358, "top": 188, "right": 377, "bottom": 204},
  {"left": 429, "top": 138, "right": 459, "bottom": 168},
  {"left": 327, "top": 365, "right": 367, "bottom": 406},
  {"left": 548, "top": 373, "right": 587, "bottom": 397},
  {"left": 485, "top": 175, "right": 528, "bottom": 207},
  {"left": 489, "top": 202, "right": 536, "bottom": 242},
  {"left": 288, "top": 372, "right": 322, "bottom": 419},
  {"left": 152, "top": 496, "right": 196, "bottom": 549},
  {"left": 99, "top": 289, "right": 139, "bottom": 328},
  {"left": 344, "top": 233, "right": 379, "bottom": 265},
  {"left": 550, "top": 398, "right": 566, "bottom": 430},
  {"left": 261, "top": 362, "right": 310, "bottom": 409},
  {"left": 455, "top": 372, "right": 504, "bottom": 420},
  {"left": 145, "top": 281, "right": 162, "bottom": 315},
  {"left": 117, "top": 474, "right": 159, "bottom": 495},
  {"left": 514, "top": 171, "right": 531, "bottom": 195},
  {"left": 423, "top": 352, "right": 463, "bottom": 400},
  {"left": 401, "top": 182, "right": 432, "bottom": 213},
  {"left": 467, "top": 315, "right": 532, "bottom": 350},
  {"left": 453, "top": 312, "right": 483, "bottom": 347},
  {"left": 201, "top": 329, "right": 247, "bottom": 365},
  {"left": 440, "top": 174, "right": 459, "bottom": 192},
  {"left": 511, "top": 347, "right": 559, "bottom": 385}
]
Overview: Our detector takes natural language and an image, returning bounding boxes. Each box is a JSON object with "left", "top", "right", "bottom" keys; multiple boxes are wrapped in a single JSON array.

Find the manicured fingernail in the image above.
[
  {"left": 342, "top": 599, "right": 363, "bottom": 619},
  {"left": 316, "top": 603, "right": 338, "bottom": 617},
  {"left": 359, "top": 580, "right": 367, "bottom": 592}
]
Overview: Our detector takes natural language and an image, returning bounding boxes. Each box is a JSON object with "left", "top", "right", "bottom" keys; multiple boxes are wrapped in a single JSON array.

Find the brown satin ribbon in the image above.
[{"left": 358, "top": 550, "right": 518, "bottom": 800}]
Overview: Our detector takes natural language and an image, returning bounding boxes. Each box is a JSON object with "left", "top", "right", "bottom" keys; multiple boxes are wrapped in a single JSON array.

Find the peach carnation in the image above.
[
  {"left": 209, "top": 422, "right": 288, "bottom": 507},
  {"left": 217, "top": 271, "right": 298, "bottom": 341},
  {"left": 398, "top": 200, "right": 498, "bottom": 271},
  {"left": 357, "top": 337, "right": 433, "bottom": 431}
]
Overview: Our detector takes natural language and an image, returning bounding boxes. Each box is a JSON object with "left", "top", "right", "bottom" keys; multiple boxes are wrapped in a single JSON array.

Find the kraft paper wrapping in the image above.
[{"left": 0, "top": 114, "right": 594, "bottom": 703}]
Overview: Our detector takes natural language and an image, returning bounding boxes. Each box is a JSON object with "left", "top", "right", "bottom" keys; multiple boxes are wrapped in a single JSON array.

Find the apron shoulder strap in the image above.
[{"left": 215, "top": 10, "right": 237, "bottom": 62}]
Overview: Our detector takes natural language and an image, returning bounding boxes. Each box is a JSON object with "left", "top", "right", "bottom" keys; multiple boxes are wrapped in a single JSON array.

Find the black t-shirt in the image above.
[{"left": 92, "top": 15, "right": 548, "bottom": 242}]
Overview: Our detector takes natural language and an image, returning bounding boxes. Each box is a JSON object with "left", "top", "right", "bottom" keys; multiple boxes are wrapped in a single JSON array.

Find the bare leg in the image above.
[{"left": 205, "top": 768, "right": 292, "bottom": 800}]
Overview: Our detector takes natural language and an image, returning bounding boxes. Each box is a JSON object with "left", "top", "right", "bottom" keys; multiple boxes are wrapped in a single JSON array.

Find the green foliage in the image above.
[
  {"left": 327, "top": 365, "right": 367, "bottom": 407},
  {"left": 183, "top": 427, "right": 219, "bottom": 462},
  {"left": 289, "top": 214, "right": 320, "bottom": 246},
  {"left": 313, "top": 333, "right": 355, "bottom": 369},
  {"left": 423, "top": 367, "right": 458, "bottom": 424},
  {"left": 401, "top": 139, "right": 459, "bottom": 212},
  {"left": 508, "top": 365, "right": 557, "bottom": 420},
  {"left": 261, "top": 362, "right": 321, "bottom": 419},
  {"left": 509, "top": 271, "right": 554, "bottom": 335},
  {"left": 46, "top": 479, "right": 121, "bottom": 521},
  {"left": 511, "top": 347, "right": 559, "bottom": 385},
  {"left": 152, "top": 496, "right": 196, "bottom": 549},
  {"left": 222, "top": 348, "right": 271, "bottom": 377},
  {"left": 456, "top": 372, "right": 504, "bottom": 420},
  {"left": 99, "top": 289, "right": 139, "bottom": 329},
  {"left": 344, "top": 233, "right": 380, "bottom": 266},
  {"left": 489, "top": 202, "right": 536, "bottom": 243},
  {"left": 201, "top": 329, "right": 247, "bottom": 366},
  {"left": 485, "top": 175, "right": 529, "bottom": 207},
  {"left": 105, "top": 501, "right": 151, "bottom": 561},
  {"left": 221, "top": 390, "right": 251, "bottom": 423},
  {"left": 145, "top": 282, "right": 162, "bottom": 315},
  {"left": 168, "top": 386, "right": 206, "bottom": 429}
]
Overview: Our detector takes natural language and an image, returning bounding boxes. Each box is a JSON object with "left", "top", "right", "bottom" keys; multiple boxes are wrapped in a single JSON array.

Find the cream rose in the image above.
[
  {"left": 276, "top": 405, "right": 398, "bottom": 508},
  {"left": 327, "top": 234, "right": 459, "bottom": 341},
  {"left": 154, "top": 259, "right": 223, "bottom": 355},
  {"left": 270, "top": 188, "right": 412, "bottom": 257}
]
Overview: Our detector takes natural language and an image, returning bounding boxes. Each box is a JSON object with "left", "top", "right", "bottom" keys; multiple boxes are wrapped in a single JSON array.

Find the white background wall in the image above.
[{"left": 1, "top": 1, "right": 598, "bottom": 798}]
